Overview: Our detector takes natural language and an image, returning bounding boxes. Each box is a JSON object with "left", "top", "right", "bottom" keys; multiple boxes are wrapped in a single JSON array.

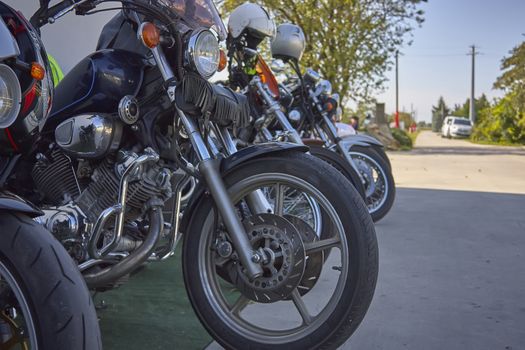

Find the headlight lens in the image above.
[
  {"left": 0, "top": 64, "right": 21, "bottom": 129},
  {"left": 188, "top": 29, "right": 220, "bottom": 79}
]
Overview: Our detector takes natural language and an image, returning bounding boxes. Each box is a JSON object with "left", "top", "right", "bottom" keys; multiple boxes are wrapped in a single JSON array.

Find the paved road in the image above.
[
  {"left": 208, "top": 131, "right": 525, "bottom": 350},
  {"left": 344, "top": 132, "right": 525, "bottom": 350}
]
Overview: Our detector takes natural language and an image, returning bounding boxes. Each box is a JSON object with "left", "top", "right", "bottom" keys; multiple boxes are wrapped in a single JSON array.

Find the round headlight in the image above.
[
  {"left": 188, "top": 29, "right": 220, "bottom": 79},
  {"left": 0, "top": 64, "right": 21, "bottom": 129}
]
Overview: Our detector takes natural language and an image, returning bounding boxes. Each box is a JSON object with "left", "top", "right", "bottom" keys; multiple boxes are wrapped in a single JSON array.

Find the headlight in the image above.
[
  {"left": 315, "top": 79, "right": 332, "bottom": 96},
  {"left": 0, "top": 64, "right": 21, "bottom": 128},
  {"left": 188, "top": 29, "right": 220, "bottom": 79}
]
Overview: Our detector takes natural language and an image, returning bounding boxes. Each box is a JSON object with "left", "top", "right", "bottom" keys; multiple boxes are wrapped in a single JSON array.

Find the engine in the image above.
[{"left": 32, "top": 146, "right": 173, "bottom": 263}]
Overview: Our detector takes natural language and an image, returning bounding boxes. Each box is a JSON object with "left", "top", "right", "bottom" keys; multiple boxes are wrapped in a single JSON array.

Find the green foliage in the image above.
[
  {"left": 471, "top": 41, "right": 525, "bottom": 145},
  {"left": 223, "top": 0, "right": 426, "bottom": 105},
  {"left": 391, "top": 128, "right": 413, "bottom": 150},
  {"left": 451, "top": 94, "right": 490, "bottom": 118},
  {"left": 431, "top": 96, "right": 450, "bottom": 132}
]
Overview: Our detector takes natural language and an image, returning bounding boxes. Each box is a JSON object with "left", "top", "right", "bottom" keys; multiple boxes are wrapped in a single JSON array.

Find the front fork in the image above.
[
  {"left": 319, "top": 114, "right": 366, "bottom": 185},
  {"left": 151, "top": 42, "right": 263, "bottom": 279},
  {"left": 177, "top": 109, "right": 264, "bottom": 279}
]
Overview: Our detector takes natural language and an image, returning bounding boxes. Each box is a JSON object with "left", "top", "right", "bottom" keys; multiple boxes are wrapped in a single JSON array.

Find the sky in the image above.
[
  {"left": 5, "top": 1, "right": 525, "bottom": 123},
  {"left": 375, "top": 0, "right": 525, "bottom": 122}
]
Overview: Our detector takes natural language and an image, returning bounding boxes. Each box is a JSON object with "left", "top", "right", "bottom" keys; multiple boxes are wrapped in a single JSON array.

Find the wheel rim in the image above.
[
  {"left": 198, "top": 173, "right": 350, "bottom": 344},
  {"left": 0, "top": 261, "right": 38, "bottom": 349},
  {"left": 261, "top": 187, "right": 323, "bottom": 237},
  {"left": 349, "top": 152, "right": 389, "bottom": 214}
]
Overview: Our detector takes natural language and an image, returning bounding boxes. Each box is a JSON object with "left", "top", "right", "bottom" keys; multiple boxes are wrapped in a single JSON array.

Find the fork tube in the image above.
[
  {"left": 253, "top": 78, "right": 303, "bottom": 144},
  {"left": 178, "top": 111, "right": 263, "bottom": 279},
  {"left": 216, "top": 126, "right": 274, "bottom": 214},
  {"left": 320, "top": 114, "right": 366, "bottom": 184}
]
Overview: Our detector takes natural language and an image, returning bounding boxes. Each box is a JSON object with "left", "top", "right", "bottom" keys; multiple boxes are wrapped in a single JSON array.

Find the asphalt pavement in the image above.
[
  {"left": 100, "top": 131, "right": 525, "bottom": 350},
  {"left": 208, "top": 131, "right": 525, "bottom": 350}
]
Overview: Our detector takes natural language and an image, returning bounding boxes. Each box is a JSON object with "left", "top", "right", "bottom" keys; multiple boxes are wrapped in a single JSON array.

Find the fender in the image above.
[
  {"left": 341, "top": 134, "right": 384, "bottom": 149},
  {"left": 306, "top": 145, "right": 366, "bottom": 200},
  {"left": 0, "top": 191, "right": 43, "bottom": 217},
  {"left": 179, "top": 142, "right": 308, "bottom": 234}
]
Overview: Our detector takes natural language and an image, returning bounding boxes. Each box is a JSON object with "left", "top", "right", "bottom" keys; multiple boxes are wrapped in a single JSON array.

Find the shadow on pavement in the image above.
[
  {"left": 344, "top": 188, "right": 525, "bottom": 350},
  {"left": 95, "top": 188, "right": 525, "bottom": 350}
]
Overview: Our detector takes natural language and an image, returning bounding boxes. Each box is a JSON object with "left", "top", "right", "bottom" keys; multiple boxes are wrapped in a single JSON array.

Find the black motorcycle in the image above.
[
  {"left": 1, "top": 0, "right": 379, "bottom": 348},
  {"left": 0, "top": 3, "right": 100, "bottom": 349},
  {"left": 283, "top": 66, "right": 396, "bottom": 222}
]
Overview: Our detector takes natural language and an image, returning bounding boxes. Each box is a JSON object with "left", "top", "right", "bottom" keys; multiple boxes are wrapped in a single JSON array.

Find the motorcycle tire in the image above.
[
  {"left": 347, "top": 145, "right": 396, "bottom": 222},
  {"left": 371, "top": 145, "right": 392, "bottom": 170},
  {"left": 308, "top": 145, "right": 366, "bottom": 201},
  {"left": 183, "top": 152, "right": 378, "bottom": 350},
  {"left": 0, "top": 212, "right": 101, "bottom": 350}
]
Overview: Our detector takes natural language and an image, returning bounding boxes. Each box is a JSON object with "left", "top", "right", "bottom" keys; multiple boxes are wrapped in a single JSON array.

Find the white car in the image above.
[{"left": 441, "top": 116, "right": 472, "bottom": 138}]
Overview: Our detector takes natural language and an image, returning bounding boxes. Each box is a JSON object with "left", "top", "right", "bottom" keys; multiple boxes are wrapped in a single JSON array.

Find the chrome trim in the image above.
[
  {"left": 55, "top": 114, "right": 122, "bottom": 158},
  {"left": 187, "top": 28, "right": 219, "bottom": 79},
  {"left": 88, "top": 148, "right": 160, "bottom": 259}
]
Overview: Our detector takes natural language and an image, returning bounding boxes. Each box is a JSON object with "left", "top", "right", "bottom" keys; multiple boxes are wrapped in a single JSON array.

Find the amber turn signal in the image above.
[
  {"left": 139, "top": 22, "right": 160, "bottom": 49},
  {"left": 218, "top": 50, "right": 227, "bottom": 72},
  {"left": 30, "top": 62, "right": 45, "bottom": 80}
]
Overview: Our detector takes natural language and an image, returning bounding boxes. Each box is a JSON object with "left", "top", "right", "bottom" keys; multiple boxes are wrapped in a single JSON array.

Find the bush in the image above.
[{"left": 391, "top": 128, "right": 413, "bottom": 150}]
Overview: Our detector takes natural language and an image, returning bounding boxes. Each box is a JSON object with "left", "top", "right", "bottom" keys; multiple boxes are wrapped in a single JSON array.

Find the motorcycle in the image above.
[
  {"left": 2, "top": 1, "right": 379, "bottom": 348},
  {"left": 225, "top": 9, "right": 366, "bottom": 202},
  {"left": 270, "top": 23, "right": 395, "bottom": 222},
  {"left": 0, "top": 3, "right": 100, "bottom": 349}
]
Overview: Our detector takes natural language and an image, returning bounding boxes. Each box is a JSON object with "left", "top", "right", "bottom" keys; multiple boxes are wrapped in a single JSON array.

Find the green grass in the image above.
[
  {"left": 96, "top": 248, "right": 212, "bottom": 350},
  {"left": 469, "top": 137, "right": 524, "bottom": 147}
]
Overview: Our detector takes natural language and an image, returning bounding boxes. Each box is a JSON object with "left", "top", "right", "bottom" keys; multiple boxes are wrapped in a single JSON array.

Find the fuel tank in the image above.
[{"left": 45, "top": 49, "right": 145, "bottom": 131}]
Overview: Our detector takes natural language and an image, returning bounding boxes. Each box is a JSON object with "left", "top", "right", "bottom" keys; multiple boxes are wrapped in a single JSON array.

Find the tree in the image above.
[
  {"left": 431, "top": 96, "right": 450, "bottom": 132},
  {"left": 451, "top": 94, "right": 490, "bottom": 118},
  {"left": 471, "top": 41, "right": 525, "bottom": 144},
  {"left": 223, "top": 0, "right": 426, "bottom": 105}
]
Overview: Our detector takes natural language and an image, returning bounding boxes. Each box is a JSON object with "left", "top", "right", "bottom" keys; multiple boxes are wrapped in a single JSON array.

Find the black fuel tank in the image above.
[{"left": 46, "top": 49, "right": 145, "bottom": 131}]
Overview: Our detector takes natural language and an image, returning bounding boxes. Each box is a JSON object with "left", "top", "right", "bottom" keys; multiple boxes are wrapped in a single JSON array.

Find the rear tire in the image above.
[{"left": 0, "top": 212, "right": 101, "bottom": 350}]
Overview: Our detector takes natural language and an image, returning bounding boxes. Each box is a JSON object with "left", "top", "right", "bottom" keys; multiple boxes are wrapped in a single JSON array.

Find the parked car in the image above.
[{"left": 441, "top": 116, "right": 473, "bottom": 138}]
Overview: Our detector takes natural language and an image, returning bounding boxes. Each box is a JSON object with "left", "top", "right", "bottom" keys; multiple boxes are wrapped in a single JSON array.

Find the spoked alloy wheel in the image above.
[
  {"left": 183, "top": 153, "right": 378, "bottom": 349},
  {"left": 348, "top": 146, "right": 395, "bottom": 222}
]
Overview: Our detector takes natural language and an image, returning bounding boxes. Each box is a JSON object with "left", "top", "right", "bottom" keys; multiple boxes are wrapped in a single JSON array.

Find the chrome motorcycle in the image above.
[
  {"left": 0, "top": 2, "right": 100, "bottom": 349},
  {"left": 1, "top": 1, "right": 378, "bottom": 348}
]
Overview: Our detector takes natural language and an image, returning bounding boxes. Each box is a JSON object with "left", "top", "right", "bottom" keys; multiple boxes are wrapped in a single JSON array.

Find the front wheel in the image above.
[
  {"left": 347, "top": 146, "right": 396, "bottom": 222},
  {"left": 183, "top": 152, "right": 378, "bottom": 350},
  {"left": 0, "top": 212, "right": 101, "bottom": 350}
]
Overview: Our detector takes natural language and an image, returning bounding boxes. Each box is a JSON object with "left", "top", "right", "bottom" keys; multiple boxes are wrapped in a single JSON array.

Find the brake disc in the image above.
[
  {"left": 284, "top": 215, "right": 324, "bottom": 296},
  {"left": 232, "top": 214, "right": 306, "bottom": 303}
]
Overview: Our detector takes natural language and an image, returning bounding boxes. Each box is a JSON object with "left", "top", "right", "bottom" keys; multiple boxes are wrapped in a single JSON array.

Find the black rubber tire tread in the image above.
[
  {"left": 371, "top": 145, "right": 392, "bottom": 170},
  {"left": 183, "top": 151, "right": 378, "bottom": 350},
  {"left": 308, "top": 145, "right": 367, "bottom": 200},
  {"left": 348, "top": 145, "right": 396, "bottom": 223},
  {"left": 0, "top": 212, "right": 102, "bottom": 350}
]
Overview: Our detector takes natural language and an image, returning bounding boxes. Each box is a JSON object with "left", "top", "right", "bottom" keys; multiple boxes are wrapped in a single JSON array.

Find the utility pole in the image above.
[
  {"left": 395, "top": 50, "right": 399, "bottom": 128},
  {"left": 468, "top": 45, "right": 479, "bottom": 124}
]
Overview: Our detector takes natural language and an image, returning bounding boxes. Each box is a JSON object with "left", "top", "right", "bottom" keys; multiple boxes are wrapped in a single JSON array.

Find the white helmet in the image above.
[
  {"left": 228, "top": 3, "right": 276, "bottom": 40},
  {"left": 271, "top": 23, "right": 306, "bottom": 62}
]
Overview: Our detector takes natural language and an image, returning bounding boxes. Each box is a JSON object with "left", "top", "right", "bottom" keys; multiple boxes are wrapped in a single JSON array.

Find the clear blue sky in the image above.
[{"left": 376, "top": 0, "right": 525, "bottom": 122}]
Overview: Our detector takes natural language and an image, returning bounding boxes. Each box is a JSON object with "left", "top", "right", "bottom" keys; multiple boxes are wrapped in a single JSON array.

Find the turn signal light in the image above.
[
  {"left": 30, "top": 62, "right": 45, "bottom": 80},
  {"left": 140, "top": 22, "right": 160, "bottom": 48},
  {"left": 218, "top": 49, "right": 227, "bottom": 72}
]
